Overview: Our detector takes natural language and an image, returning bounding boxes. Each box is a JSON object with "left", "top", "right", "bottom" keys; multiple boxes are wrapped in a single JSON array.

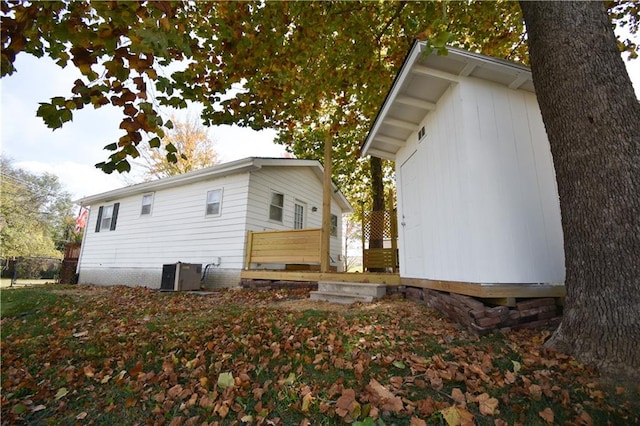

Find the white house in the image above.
[
  {"left": 75, "top": 157, "right": 352, "bottom": 288},
  {"left": 362, "top": 43, "right": 565, "bottom": 289}
]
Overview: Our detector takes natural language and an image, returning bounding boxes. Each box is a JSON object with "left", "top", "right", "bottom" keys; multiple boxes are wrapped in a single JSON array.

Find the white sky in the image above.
[
  {"left": 0, "top": 55, "right": 287, "bottom": 201},
  {"left": 1, "top": 45, "right": 639, "bottom": 202}
]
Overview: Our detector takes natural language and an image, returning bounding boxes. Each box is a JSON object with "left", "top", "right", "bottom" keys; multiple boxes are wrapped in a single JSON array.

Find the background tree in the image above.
[
  {"left": 2, "top": 0, "right": 639, "bottom": 378},
  {"left": 520, "top": 0, "right": 640, "bottom": 381},
  {"left": 132, "top": 116, "right": 219, "bottom": 181},
  {"left": 343, "top": 216, "right": 363, "bottom": 272},
  {"left": 0, "top": 157, "right": 74, "bottom": 258}
]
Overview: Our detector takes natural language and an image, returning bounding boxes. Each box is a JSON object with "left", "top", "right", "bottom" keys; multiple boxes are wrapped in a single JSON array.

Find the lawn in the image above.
[{"left": 1, "top": 284, "right": 638, "bottom": 425}]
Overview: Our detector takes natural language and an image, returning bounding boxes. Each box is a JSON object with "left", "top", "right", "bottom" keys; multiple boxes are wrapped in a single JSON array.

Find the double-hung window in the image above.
[
  {"left": 141, "top": 193, "right": 153, "bottom": 215},
  {"left": 95, "top": 203, "right": 120, "bottom": 232},
  {"left": 206, "top": 189, "right": 222, "bottom": 216},
  {"left": 269, "top": 192, "right": 284, "bottom": 222}
]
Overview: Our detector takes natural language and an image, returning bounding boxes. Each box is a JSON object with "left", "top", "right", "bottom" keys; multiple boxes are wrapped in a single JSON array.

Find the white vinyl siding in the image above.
[
  {"left": 77, "top": 160, "right": 351, "bottom": 286},
  {"left": 141, "top": 194, "right": 153, "bottom": 215},
  {"left": 395, "top": 79, "right": 563, "bottom": 284},
  {"left": 206, "top": 189, "right": 223, "bottom": 216},
  {"left": 245, "top": 167, "right": 344, "bottom": 264},
  {"left": 80, "top": 173, "right": 251, "bottom": 272}
]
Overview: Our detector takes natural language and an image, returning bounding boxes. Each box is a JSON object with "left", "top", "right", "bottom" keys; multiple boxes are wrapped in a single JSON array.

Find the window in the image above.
[
  {"left": 294, "top": 203, "right": 304, "bottom": 229},
  {"left": 330, "top": 214, "right": 338, "bottom": 237},
  {"left": 269, "top": 192, "right": 284, "bottom": 222},
  {"left": 206, "top": 189, "right": 222, "bottom": 216},
  {"left": 141, "top": 193, "right": 153, "bottom": 215},
  {"left": 95, "top": 203, "right": 120, "bottom": 232}
]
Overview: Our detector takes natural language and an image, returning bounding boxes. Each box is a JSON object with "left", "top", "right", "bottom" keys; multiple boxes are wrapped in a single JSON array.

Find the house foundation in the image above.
[{"left": 403, "top": 286, "right": 562, "bottom": 335}]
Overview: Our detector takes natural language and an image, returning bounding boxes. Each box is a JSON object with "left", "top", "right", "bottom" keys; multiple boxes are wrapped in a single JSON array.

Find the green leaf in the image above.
[
  {"left": 36, "top": 103, "right": 64, "bottom": 129},
  {"left": 217, "top": 372, "right": 234, "bottom": 389},
  {"left": 11, "top": 404, "right": 28, "bottom": 414},
  {"left": 116, "top": 160, "right": 131, "bottom": 173},
  {"left": 55, "top": 387, "right": 69, "bottom": 400},
  {"left": 148, "top": 137, "right": 161, "bottom": 148},
  {"left": 512, "top": 360, "right": 521, "bottom": 374},
  {"left": 392, "top": 361, "right": 406, "bottom": 369}
]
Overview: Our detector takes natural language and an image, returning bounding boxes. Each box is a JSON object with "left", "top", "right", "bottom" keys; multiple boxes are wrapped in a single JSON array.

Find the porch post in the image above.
[{"left": 320, "top": 134, "right": 332, "bottom": 273}]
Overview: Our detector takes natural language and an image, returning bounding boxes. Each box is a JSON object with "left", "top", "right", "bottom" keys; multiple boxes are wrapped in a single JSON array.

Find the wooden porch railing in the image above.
[{"left": 245, "top": 229, "right": 322, "bottom": 270}]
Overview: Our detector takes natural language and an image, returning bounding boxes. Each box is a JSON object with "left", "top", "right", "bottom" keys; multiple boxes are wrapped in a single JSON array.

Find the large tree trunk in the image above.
[{"left": 520, "top": 1, "right": 640, "bottom": 380}]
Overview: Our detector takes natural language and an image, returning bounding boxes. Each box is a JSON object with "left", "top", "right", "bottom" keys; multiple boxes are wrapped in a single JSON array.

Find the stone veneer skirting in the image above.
[{"left": 402, "top": 286, "right": 562, "bottom": 334}]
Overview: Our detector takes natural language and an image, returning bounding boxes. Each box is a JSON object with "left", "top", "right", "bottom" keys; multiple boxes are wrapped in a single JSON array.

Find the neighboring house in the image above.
[
  {"left": 362, "top": 43, "right": 565, "bottom": 287},
  {"left": 76, "top": 157, "right": 352, "bottom": 288}
]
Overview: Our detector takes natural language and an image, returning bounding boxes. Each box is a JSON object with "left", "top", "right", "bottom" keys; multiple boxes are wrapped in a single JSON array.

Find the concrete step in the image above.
[
  {"left": 309, "top": 291, "right": 375, "bottom": 305},
  {"left": 318, "top": 281, "right": 387, "bottom": 298}
]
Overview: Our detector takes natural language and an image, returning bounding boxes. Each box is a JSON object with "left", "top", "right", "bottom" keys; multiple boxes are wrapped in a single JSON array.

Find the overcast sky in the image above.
[
  {"left": 0, "top": 54, "right": 287, "bottom": 201},
  {"left": 1, "top": 45, "right": 639, "bottom": 202}
]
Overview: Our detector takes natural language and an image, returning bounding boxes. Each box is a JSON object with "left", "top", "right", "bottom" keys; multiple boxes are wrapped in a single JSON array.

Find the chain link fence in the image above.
[{"left": 1, "top": 257, "right": 63, "bottom": 287}]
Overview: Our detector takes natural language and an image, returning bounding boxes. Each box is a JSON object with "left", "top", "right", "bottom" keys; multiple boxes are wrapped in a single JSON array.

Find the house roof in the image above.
[
  {"left": 361, "top": 42, "right": 534, "bottom": 160},
  {"left": 76, "top": 157, "right": 352, "bottom": 212}
]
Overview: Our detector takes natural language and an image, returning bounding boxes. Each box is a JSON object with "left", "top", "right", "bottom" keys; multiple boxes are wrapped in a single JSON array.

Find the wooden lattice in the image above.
[
  {"left": 362, "top": 205, "right": 399, "bottom": 272},
  {"left": 362, "top": 210, "right": 394, "bottom": 240}
]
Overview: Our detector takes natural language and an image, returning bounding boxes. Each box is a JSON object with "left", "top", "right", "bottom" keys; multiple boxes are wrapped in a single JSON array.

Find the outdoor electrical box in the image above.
[{"left": 160, "top": 262, "right": 202, "bottom": 291}]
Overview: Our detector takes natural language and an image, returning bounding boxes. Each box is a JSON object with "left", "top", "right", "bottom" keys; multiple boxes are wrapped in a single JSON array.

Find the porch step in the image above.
[{"left": 309, "top": 281, "right": 387, "bottom": 304}]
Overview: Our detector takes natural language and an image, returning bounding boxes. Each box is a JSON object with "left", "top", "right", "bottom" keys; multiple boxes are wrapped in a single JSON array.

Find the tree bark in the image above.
[{"left": 520, "top": 1, "right": 640, "bottom": 380}]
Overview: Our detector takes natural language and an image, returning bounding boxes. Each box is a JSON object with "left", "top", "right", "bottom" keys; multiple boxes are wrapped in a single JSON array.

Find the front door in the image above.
[{"left": 400, "top": 152, "right": 424, "bottom": 277}]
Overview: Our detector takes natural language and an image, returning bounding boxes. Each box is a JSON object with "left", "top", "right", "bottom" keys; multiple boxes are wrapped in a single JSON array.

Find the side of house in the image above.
[
  {"left": 77, "top": 158, "right": 350, "bottom": 288},
  {"left": 78, "top": 170, "right": 253, "bottom": 288},
  {"left": 245, "top": 164, "right": 345, "bottom": 269}
]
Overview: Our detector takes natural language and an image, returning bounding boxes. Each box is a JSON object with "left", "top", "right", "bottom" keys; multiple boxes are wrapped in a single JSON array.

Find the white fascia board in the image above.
[
  {"left": 361, "top": 42, "right": 426, "bottom": 158},
  {"left": 75, "top": 157, "right": 261, "bottom": 205}
]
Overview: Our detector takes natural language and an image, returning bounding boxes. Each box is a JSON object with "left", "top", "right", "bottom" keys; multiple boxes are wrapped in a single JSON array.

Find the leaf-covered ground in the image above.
[{"left": 1, "top": 285, "right": 638, "bottom": 425}]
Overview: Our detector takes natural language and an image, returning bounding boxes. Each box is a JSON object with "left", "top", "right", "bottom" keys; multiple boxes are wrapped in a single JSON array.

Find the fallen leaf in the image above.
[
  {"left": 477, "top": 393, "right": 499, "bottom": 416},
  {"left": 217, "top": 372, "right": 234, "bottom": 390},
  {"left": 539, "top": 407, "right": 554, "bottom": 424},
  {"left": 367, "top": 379, "right": 403, "bottom": 412},
  {"left": 441, "top": 405, "right": 475, "bottom": 426},
  {"left": 54, "top": 387, "right": 69, "bottom": 400},
  {"left": 73, "top": 330, "right": 89, "bottom": 338},
  {"left": 529, "top": 384, "right": 543, "bottom": 400},
  {"left": 76, "top": 412, "right": 88, "bottom": 419},
  {"left": 511, "top": 360, "right": 521, "bottom": 374},
  {"left": 410, "top": 416, "right": 427, "bottom": 426},
  {"left": 301, "top": 393, "right": 313, "bottom": 412},
  {"left": 393, "top": 360, "right": 406, "bottom": 369},
  {"left": 451, "top": 388, "right": 466, "bottom": 406},
  {"left": 32, "top": 405, "right": 46, "bottom": 412}
]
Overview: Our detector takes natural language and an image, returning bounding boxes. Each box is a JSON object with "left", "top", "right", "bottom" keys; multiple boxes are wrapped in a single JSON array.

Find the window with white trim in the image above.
[
  {"left": 95, "top": 203, "right": 120, "bottom": 232},
  {"left": 294, "top": 203, "right": 305, "bottom": 229},
  {"left": 141, "top": 193, "right": 154, "bottom": 215},
  {"left": 206, "top": 189, "right": 222, "bottom": 216},
  {"left": 269, "top": 192, "right": 284, "bottom": 222}
]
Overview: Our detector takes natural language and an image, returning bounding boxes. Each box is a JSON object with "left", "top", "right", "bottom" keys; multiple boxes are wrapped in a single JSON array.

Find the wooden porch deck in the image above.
[{"left": 240, "top": 270, "right": 401, "bottom": 285}]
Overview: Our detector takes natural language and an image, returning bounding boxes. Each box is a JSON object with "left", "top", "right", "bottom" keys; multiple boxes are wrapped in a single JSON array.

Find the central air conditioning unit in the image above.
[{"left": 160, "top": 262, "right": 202, "bottom": 291}]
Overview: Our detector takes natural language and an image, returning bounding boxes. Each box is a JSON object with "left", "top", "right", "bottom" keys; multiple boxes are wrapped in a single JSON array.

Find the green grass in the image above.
[
  {"left": 1, "top": 285, "right": 638, "bottom": 425},
  {"left": 0, "top": 286, "right": 62, "bottom": 318}
]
